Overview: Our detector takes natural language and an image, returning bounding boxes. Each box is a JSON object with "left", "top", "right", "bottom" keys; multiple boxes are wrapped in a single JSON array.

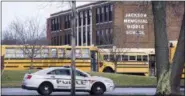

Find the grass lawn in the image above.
[{"left": 1, "top": 70, "right": 184, "bottom": 87}]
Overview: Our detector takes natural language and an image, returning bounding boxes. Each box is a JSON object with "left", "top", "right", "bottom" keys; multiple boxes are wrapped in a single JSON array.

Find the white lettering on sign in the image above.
[
  {"left": 124, "top": 19, "right": 148, "bottom": 23},
  {"left": 126, "top": 25, "right": 144, "bottom": 29},
  {"left": 126, "top": 30, "right": 144, "bottom": 35},
  {"left": 125, "top": 13, "right": 147, "bottom": 18},
  {"left": 124, "top": 13, "right": 148, "bottom": 35}
]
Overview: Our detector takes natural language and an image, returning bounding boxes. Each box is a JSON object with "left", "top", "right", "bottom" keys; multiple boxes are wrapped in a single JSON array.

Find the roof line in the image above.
[{"left": 50, "top": 1, "right": 106, "bottom": 16}]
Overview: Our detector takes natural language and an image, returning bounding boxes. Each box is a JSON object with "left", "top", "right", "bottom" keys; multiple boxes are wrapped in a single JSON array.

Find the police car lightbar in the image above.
[{"left": 63, "top": 66, "right": 71, "bottom": 68}]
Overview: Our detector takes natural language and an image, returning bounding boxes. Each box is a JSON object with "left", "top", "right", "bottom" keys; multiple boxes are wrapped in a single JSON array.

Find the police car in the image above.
[{"left": 22, "top": 67, "right": 115, "bottom": 95}]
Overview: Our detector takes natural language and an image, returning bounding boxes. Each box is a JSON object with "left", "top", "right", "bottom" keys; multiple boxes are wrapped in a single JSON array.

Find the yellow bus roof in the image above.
[{"left": 1, "top": 45, "right": 98, "bottom": 50}]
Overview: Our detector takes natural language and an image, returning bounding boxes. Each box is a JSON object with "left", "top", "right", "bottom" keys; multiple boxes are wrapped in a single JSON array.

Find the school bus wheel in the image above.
[{"left": 103, "top": 67, "right": 114, "bottom": 73}]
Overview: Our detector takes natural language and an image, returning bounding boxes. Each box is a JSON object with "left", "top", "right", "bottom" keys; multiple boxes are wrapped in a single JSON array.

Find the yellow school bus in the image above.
[
  {"left": 1, "top": 45, "right": 156, "bottom": 76},
  {"left": 97, "top": 48, "right": 155, "bottom": 76},
  {"left": 169, "top": 41, "right": 185, "bottom": 78},
  {"left": 1, "top": 45, "right": 99, "bottom": 72}
]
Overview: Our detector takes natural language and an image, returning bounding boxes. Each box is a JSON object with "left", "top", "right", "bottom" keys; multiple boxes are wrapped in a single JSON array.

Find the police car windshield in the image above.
[
  {"left": 45, "top": 68, "right": 90, "bottom": 77},
  {"left": 76, "top": 70, "right": 88, "bottom": 77}
]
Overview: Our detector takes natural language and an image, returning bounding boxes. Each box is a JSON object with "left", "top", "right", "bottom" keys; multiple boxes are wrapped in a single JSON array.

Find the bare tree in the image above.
[
  {"left": 2, "top": 30, "right": 16, "bottom": 45},
  {"left": 8, "top": 17, "right": 46, "bottom": 73}
]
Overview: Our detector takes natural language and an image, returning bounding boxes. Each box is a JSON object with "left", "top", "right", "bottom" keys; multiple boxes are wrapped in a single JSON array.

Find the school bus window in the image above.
[
  {"left": 81, "top": 48, "right": 90, "bottom": 58},
  {"left": 110, "top": 55, "right": 114, "bottom": 61},
  {"left": 143, "top": 55, "right": 148, "bottom": 61},
  {"left": 75, "top": 48, "right": 82, "bottom": 58},
  {"left": 116, "top": 55, "right": 122, "bottom": 61},
  {"left": 104, "top": 55, "right": 109, "bottom": 61},
  {"left": 129, "top": 56, "right": 136, "bottom": 61},
  {"left": 65, "top": 49, "right": 71, "bottom": 58},
  {"left": 23, "top": 48, "right": 31, "bottom": 58},
  {"left": 35, "top": 49, "right": 41, "bottom": 58},
  {"left": 5, "top": 48, "right": 16, "bottom": 58},
  {"left": 42, "top": 48, "right": 49, "bottom": 58},
  {"left": 137, "top": 55, "right": 142, "bottom": 61},
  {"left": 58, "top": 48, "right": 65, "bottom": 58},
  {"left": 16, "top": 49, "right": 24, "bottom": 58},
  {"left": 51, "top": 49, "right": 57, "bottom": 58},
  {"left": 122, "top": 55, "right": 128, "bottom": 61}
]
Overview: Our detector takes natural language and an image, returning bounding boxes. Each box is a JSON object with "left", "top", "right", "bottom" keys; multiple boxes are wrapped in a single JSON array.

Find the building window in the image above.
[
  {"left": 105, "top": 29, "right": 109, "bottom": 44},
  {"left": 54, "top": 18, "right": 56, "bottom": 31},
  {"left": 96, "top": 8, "right": 100, "bottom": 23},
  {"left": 99, "top": 30, "right": 103, "bottom": 45},
  {"left": 60, "top": 16, "right": 62, "bottom": 30},
  {"left": 52, "top": 19, "right": 54, "bottom": 31},
  {"left": 101, "top": 7, "right": 104, "bottom": 22},
  {"left": 55, "top": 18, "right": 57, "bottom": 30},
  {"left": 100, "top": 7, "right": 103, "bottom": 22},
  {"left": 58, "top": 36, "right": 60, "bottom": 45},
  {"left": 78, "top": 30, "right": 81, "bottom": 46},
  {"left": 68, "top": 33, "right": 71, "bottom": 45},
  {"left": 101, "top": 30, "right": 107, "bottom": 45},
  {"left": 83, "top": 11, "right": 86, "bottom": 25},
  {"left": 87, "top": 10, "right": 90, "bottom": 25},
  {"left": 68, "top": 15, "right": 71, "bottom": 28},
  {"left": 87, "top": 28, "right": 90, "bottom": 45},
  {"left": 78, "top": 12, "right": 81, "bottom": 26},
  {"left": 83, "top": 28, "right": 86, "bottom": 45},
  {"left": 109, "top": 4, "right": 113, "bottom": 21},
  {"left": 64, "top": 33, "right": 68, "bottom": 45},
  {"left": 56, "top": 17, "right": 59, "bottom": 30},
  {"left": 110, "top": 28, "right": 113, "bottom": 44},
  {"left": 51, "top": 37, "right": 52, "bottom": 45},
  {"left": 105, "top": 6, "right": 108, "bottom": 22},
  {"left": 64, "top": 15, "right": 67, "bottom": 29},
  {"left": 53, "top": 37, "right": 56, "bottom": 45},
  {"left": 51, "top": 19, "right": 54, "bottom": 31},
  {"left": 96, "top": 30, "right": 100, "bottom": 45},
  {"left": 60, "top": 36, "right": 62, "bottom": 45},
  {"left": 56, "top": 36, "right": 58, "bottom": 45}
]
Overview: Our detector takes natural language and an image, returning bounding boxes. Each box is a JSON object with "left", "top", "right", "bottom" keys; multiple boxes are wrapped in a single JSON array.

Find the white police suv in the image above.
[{"left": 22, "top": 67, "right": 115, "bottom": 95}]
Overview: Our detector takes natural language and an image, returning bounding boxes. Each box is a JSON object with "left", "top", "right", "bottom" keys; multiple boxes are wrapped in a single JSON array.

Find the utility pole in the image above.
[
  {"left": 71, "top": 1, "right": 76, "bottom": 96},
  {"left": 113, "top": 46, "right": 117, "bottom": 73}
]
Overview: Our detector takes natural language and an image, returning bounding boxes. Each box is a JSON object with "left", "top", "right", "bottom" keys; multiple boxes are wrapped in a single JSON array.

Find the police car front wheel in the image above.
[
  {"left": 90, "top": 83, "right": 105, "bottom": 95},
  {"left": 37, "top": 82, "right": 53, "bottom": 95}
]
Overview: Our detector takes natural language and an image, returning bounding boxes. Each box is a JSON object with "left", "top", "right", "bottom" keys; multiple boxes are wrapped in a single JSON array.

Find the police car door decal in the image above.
[
  {"left": 75, "top": 77, "right": 89, "bottom": 89},
  {"left": 56, "top": 79, "right": 88, "bottom": 88}
]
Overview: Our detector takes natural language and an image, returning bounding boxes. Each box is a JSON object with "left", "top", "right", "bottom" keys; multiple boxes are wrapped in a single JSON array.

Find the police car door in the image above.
[
  {"left": 75, "top": 70, "right": 90, "bottom": 90},
  {"left": 47, "top": 69, "right": 71, "bottom": 89}
]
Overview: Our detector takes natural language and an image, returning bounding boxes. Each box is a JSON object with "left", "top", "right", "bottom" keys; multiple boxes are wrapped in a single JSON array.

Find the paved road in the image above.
[{"left": 1, "top": 88, "right": 184, "bottom": 96}]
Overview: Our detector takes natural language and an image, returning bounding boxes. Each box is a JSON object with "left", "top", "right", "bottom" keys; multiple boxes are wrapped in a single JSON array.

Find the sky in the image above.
[{"left": 2, "top": 2, "right": 92, "bottom": 31}]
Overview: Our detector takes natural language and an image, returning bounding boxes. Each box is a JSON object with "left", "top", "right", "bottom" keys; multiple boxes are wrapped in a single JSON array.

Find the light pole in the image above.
[{"left": 71, "top": 1, "right": 76, "bottom": 96}]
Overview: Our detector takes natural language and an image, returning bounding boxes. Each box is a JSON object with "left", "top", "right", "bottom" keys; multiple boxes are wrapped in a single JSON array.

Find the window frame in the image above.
[
  {"left": 47, "top": 69, "right": 71, "bottom": 76},
  {"left": 75, "top": 70, "right": 88, "bottom": 77},
  {"left": 137, "top": 55, "right": 142, "bottom": 61},
  {"left": 129, "top": 55, "right": 137, "bottom": 61},
  {"left": 143, "top": 55, "right": 148, "bottom": 61},
  {"left": 122, "top": 55, "right": 128, "bottom": 61}
]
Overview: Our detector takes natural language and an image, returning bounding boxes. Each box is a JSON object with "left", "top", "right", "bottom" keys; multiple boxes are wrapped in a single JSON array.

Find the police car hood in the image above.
[{"left": 90, "top": 76, "right": 113, "bottom": 82}]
